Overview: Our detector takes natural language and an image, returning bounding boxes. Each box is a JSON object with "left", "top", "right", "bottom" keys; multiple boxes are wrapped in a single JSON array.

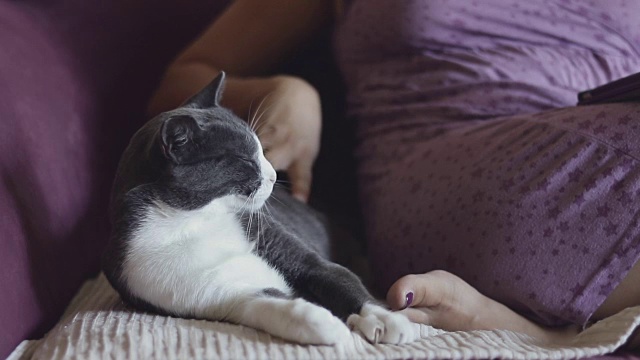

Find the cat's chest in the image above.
[{"left": 132, "top": 198, "right": 252, "bottom": 264}]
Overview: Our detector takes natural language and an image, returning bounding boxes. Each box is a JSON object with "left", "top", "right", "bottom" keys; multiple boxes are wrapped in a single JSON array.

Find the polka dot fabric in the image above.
[{"left": 334, "top": 0, "right": 640, "bottom": 327}]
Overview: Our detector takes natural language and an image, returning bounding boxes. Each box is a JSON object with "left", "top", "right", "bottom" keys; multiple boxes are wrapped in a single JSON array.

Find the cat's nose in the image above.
[{"left": 269, "top": 173, "right": 276, "bottom": 184}]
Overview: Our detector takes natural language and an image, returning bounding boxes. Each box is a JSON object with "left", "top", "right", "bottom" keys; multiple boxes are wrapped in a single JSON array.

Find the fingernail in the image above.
[{"left": 403, "top": 292, "right": 414, "bottom": 309}]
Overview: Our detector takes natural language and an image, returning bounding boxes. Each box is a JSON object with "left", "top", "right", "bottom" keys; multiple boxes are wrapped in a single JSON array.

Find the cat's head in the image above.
[{"left": 152, "top": 72, "right": 276, "bottom": 212}]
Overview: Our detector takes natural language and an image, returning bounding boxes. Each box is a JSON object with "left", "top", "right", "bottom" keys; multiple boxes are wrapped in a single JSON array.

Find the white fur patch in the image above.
[
  {"left": 247, "top": 135, "right": 277, "bottom": 210},
  {"left": 122, "top": 195, "right": 291, "bottom": 319},
  {"left": 236, "top": 297, "right": 350, "bottom": 345}
]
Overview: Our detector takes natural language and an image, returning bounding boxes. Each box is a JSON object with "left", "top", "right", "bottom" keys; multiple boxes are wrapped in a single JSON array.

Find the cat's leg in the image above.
[
  {"left": 254, "top": 228, "right": 420, "bottom": 344},
  {"left": 303, "top": 261, "right": 421, "bottom": 344},
  {"left": 248, "top": 211, "right": 420, "bottom": 344},
  {"left": 223, "top": 293, "right": 351, "bottom": 345},
  {"left": 189, "top": 254, "right": 350, "bottom": 345}
]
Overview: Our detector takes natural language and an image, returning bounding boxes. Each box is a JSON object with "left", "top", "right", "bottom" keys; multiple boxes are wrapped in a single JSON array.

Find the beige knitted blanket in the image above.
[{"left": 8, "top": 274, "right": 640, "bottom": 359}]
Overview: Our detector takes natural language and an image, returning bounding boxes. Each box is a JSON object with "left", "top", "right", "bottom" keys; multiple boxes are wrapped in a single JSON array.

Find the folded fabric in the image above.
[{"left": 8, "top": 274, "right": 640, "bottom": 360}]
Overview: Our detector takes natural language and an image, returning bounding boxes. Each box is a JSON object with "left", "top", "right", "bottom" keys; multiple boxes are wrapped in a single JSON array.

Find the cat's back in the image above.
[{"left": 263, "top": 187, "right": 332, "bottom": 259}]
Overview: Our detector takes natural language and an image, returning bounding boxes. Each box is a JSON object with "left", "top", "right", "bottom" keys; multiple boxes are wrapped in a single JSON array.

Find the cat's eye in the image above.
[
  {"left": 237, "top": 183, "right": 258, "bottom": 197},
  {"left": 174, "top": 137, "right": 188, "bottom": 147}
]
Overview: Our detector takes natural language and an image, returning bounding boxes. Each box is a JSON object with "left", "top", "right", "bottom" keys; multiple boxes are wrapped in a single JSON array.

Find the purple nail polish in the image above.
[{"left": 404, "top": 291, "right": 414, "bottom": 309}]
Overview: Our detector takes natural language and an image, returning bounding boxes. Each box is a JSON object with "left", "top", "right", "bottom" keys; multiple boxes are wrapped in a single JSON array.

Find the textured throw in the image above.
[{"left": 8, "top": 274, "right": 640, "bottom": 359}]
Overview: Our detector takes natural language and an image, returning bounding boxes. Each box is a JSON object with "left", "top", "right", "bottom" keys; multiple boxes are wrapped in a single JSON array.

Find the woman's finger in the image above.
[
  {"left": 264, "top": 146, "right": 292, "bottom": 171},
  {"left": 398, "top": 307, "right": 433, "bottom": 324},
  {"left": 257, "top": 122, "right": 291, "bottom": 150},
  {"left": 386, "top": 272, "right": 452, "bottom": 310},
  {"left": 288, "top": 157, "right": 313, "bottom": 203}
]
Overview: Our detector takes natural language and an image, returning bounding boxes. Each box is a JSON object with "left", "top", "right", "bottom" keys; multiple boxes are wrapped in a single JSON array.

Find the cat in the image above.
[{"left": 102, "top": 72, "right": 419, "bottom": 345}]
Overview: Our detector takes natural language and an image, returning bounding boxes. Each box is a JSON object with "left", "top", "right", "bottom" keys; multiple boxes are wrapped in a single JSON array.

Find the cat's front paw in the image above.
[
  {"left": 286, "top": 298, "right": 351, "bottom": 345},
  {"left": 347, "top": 303, "right": 420, "bottom": 344}
]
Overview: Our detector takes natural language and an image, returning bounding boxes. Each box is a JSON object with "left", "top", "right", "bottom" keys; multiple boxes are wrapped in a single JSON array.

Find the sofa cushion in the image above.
[
  {"left": 0, "top": 0, "right": 229, "bottom": 357},
  {"left": 8, "top": 274, "right": 640, "bottom": 359}
]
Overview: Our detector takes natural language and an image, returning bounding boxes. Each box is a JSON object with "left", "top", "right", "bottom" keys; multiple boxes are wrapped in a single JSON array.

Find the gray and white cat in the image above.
[{"left": 102, "top": 72, "right": 419, "bottom": 345}]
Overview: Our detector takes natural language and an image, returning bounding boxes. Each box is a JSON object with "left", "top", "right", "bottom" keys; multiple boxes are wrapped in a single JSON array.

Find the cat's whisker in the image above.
[
  {"left": 241, "top": 195, "right": 252, "bottom": 212},
  {"left": 254, "top": 195, "right": 260, "bottom": 245},
  {"left": 261, "top": 208, "right": 271, "bottom": 255},
  {"left": 258, "top": 206, "right": 265, "bottom": 254},
  {"left": 254, "top": 117, "right": 270, "bottom": 134},
  {"left": 250, "top": 104, "right": 266, "bottom": 133},
  {"left": 252, "top": 193, "right": 262, "bottom": 251},
  {"left": 247, "top": 98, "right": 256, "bottom": 130},
  {"left": 252, "top": 94, "right": 277, "bottom": 136},
  {"left": 237, "top": 191, "right": 253, "bottom": 222},
  {"left": 253, "top": 103, "right": 274, "bottom": 134},
  {"left": 264, "top": 203, "right": 277, "bottom": 230},
  {"left": 254, "top": 116, "right": 273, "bottom": 141},
  {"left": 238, "top": 202, "right": 250, "bottom": 225},
  {"left": 268, "top": 193, "right": 287, "bottom": 208},
  {"left": 245, "top": 209, "right": 251, "bottom": 242},
  {"left": 250, "top": 93, "right": 273, "bottom": 134},
  {"left": 263, "top": 205, "right": 273, "bottom": 228},
  {"left": 274, "top": 183, "right": 292, "bottom": 192},
  {"left": 250, "top": 93, "right": 272, "bottom": 131},
  {"left": 248, "top": 96, "right": 265, "bottom": 132},
  {"left": 246, "top": 191, "right": 257, "bottom": 244},
  {"left": 264, "top": 200, "right": 275, "bottom": 220},
  {"left": 257, "top": 197, "right": 266, "bottom": 254}
]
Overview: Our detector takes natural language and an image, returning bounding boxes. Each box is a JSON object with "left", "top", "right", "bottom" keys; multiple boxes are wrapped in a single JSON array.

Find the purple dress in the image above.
[{"left": 334, "top": 0, "right": 640, "bottom": 327}]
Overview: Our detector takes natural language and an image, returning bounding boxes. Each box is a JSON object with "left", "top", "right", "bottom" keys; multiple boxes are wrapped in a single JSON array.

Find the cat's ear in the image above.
[
  {"left": 183, "top": 71, "right": 226, "bottom": 109},
  {"left": 160, "top": 115, "right": 200, "bottom": 163}
]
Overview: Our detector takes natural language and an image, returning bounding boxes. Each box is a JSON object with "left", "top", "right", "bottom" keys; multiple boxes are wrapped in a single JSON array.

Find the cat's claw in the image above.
[
  {"left": 347, "top": 303, "right": 420, "bottom": 344},
  {"left": 347, "top": 312, "right": 385, "bottom": 343}
]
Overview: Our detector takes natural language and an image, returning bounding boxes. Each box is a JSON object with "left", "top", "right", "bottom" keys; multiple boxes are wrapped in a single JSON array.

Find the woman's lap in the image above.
[{"left": 358, "top": 102, "right": 640, "bottom": 326}]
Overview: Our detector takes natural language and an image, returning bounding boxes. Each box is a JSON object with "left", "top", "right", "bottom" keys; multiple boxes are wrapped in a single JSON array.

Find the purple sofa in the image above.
[{"left": 0, "top": 1, "right": 232, "bottom": 356}]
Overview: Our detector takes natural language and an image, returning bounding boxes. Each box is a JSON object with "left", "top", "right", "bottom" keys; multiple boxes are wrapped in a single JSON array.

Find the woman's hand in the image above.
[
  {"left": 145, "top": 0, "right": 331, "bottom": 202},
  {"left": 241, "top": 75, "right": 322, "bottom": 203},
  {"left": 387, "top": 271, "right": 579, "bottom": 342},
  {"left": 147, "top": 0, "right": 333, "bottom": 201}
]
